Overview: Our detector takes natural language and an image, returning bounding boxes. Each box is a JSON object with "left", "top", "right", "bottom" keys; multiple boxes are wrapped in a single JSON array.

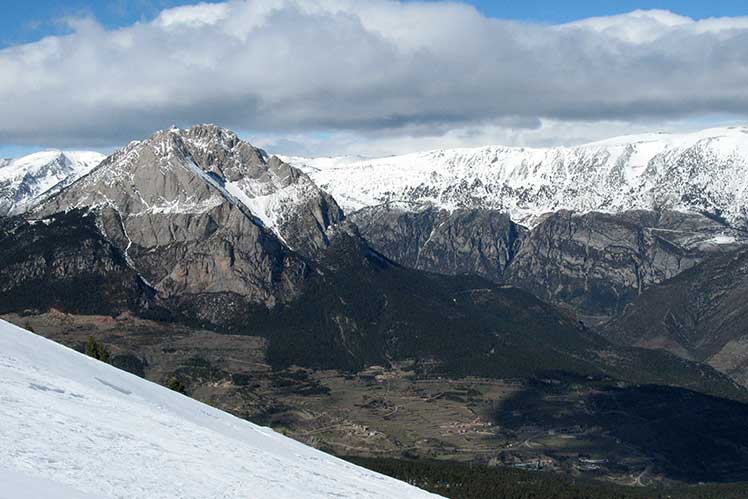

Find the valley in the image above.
[{"left": 8, "top": 310, "right": 748, "bottom": 490}]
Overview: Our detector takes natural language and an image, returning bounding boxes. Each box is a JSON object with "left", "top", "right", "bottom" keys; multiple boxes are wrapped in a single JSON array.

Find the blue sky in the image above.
[
  {"left": 472, "top": 0, "right": 748, "bottom": 22},
  {"left": 2, "top": 1, "right": 748, "bottom": 158},
  {"left": 3, "top": 0, "right": 748, "bottom": 48}
]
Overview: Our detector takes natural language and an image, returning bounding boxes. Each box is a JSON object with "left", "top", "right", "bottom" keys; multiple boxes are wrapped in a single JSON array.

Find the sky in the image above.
[{"left": 2, "top": 0, "right": 748, "bottom": 158}]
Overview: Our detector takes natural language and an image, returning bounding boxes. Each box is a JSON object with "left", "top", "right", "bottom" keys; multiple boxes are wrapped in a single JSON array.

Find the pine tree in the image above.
[{"left": 85, "top": 336, "right": 111, "bottom": 363}]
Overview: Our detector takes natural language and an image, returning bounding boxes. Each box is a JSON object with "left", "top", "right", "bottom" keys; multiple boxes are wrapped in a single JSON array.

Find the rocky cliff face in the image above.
[
  {"left": 604, "top": 248, "right": 748, "bottom": 386},
  {"left": 351, "top": 205, "right": 747, "bottom": 319},
  {"left": 506, "top": 210, "right": 747, "bottom": 319},
  {"left": 0, "top": 211, "right": 151, "bottom": 316},
  {"left": 350, "top": 204, "right": 526, "bottom": 282},
  {"left": 32, "top": 125, "right": 345, "bottom": 322}
]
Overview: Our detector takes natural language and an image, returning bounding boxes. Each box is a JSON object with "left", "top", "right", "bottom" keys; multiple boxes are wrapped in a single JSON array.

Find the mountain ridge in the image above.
[
  {"left": 0, "top": 150, "right": 105, "bottom": 216},
  {"left": 285, "top": 125, "right": 748, "bottom": 228}
]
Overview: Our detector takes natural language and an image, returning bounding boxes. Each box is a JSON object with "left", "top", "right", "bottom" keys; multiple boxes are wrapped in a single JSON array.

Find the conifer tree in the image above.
[{"left": 85, "top": 336, "right": 111, "bottom": 363}]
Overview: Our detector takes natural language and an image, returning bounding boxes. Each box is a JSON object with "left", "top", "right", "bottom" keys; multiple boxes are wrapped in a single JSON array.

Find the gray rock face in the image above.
[
  {"left": 34, "top": 125, "right": 344, "bottom": 315},
  {"left": 603, "top": 248, "right": 748, "bottom": 386},
  {"left": 173, "top": 125, "right": 345, "bottom": 258},
  {"left": 352, "top": 205, "right": 747, "bottom": 319},
  {"left": 506, "top": 210, "right": 748, "bottom": 319},
  {"left": 0, "top": 210, "right": 150, "bottom": 315},
  {"left": 350, "top": 204, "right": 526, "bottom": 282}
]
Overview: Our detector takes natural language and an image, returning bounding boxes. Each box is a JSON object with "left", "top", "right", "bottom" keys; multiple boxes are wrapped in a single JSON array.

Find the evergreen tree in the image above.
[{"left": 85, "top": 336, "right": 110, "bottom": 363}]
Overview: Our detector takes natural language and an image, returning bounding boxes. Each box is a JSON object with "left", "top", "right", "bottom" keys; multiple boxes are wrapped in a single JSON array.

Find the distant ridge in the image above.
[
  {"left": 285, "top": 126, "right": 748, "bottom": 227},
  {"left": 0, "top": 150, "right": 105, "bottom": 215}
]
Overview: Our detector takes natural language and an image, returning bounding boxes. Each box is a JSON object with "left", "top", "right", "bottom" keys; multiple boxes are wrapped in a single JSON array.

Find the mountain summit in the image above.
[{"left": 29, "top": 125, "right": 343, "bottom": 321}]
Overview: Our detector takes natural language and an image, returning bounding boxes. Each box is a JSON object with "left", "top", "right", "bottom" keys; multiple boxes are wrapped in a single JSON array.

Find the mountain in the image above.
[
  {"left": 37, "top": 125, "right": 343, "bottom": 258},
  {"left": 286, "top": 126, "right": 748, "bottom": 228},
  {"left": 348, "top": 204, "right": 526, "bottom": 282},
  {"left": 604, "top": 248, "right": 748, "bottom": 386},
  {"left": 262, "top": 224, "right": 747, "bottom": 401},
  {"left": 350, "top": 206, "right": 747, "bottom": 319},
  {"left": 6, "top": 126, "right": 748, "bottom": 486},
  {"left": 285, "top": 126, "right": 748, "bottom": 318},
  {"left": 4, "top": 208, "right": 741, "bottom": 400},
  {"left": 506, "top": 209, "right": 747, "bottom": 318},
  {"left": 11, "top": 126, "right": 748, "bottom": 321},
  {"left": 0, "top": 319, "right": 438, "bottom": 499},
  {"left": 30, "top": 125, "right": 343, "bottom": 324},
  {"left": 0, "top": 150, "right": 104, "bottom": 216}
]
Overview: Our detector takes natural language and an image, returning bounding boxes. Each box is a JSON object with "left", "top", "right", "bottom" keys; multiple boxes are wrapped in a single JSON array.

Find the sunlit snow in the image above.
[{"left": 0, "top": 320, "right": 439, "bottom": 499}]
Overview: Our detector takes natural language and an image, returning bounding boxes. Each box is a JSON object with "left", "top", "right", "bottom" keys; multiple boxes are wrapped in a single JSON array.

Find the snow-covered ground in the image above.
[
  {"left": 285, "top": 126, "right": 748, "bottom": 227},
  {"left": 0, "top": 320, "right": 440, "bottom": 499}
]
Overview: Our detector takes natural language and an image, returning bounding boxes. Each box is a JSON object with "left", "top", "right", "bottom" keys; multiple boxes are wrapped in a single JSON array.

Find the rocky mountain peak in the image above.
[{"left": 25, "top": 125, "right": 349, "bottom": 317}]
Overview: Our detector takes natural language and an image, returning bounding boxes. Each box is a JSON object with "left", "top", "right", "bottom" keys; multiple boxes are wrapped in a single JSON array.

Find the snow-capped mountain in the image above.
[
  {"left": 0, "top": 319, "right": 438, "bottom": 499},
  {"left": 285, "top": 126, "right": 748, "bottom": 227},
  {"left": 29, "top": 125, "right": 344, "bottom": 315},
  {"left": 0, "top": 150, "right": 105, "bottom": 216},
  {"left": 38, "top": 125, "right": 342, "bottom": 257}
]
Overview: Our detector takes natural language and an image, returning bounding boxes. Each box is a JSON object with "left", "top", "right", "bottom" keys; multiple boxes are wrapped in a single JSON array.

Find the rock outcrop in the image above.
[
  {"left": 350, "top": 204, "right": 526, "bottom": 282},
  {"left": 505, "top": 210, "right": 747, "bottom": 318}
]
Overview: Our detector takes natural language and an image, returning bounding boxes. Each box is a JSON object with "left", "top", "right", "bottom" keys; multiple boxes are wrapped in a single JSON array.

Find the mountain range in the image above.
[
  {"left": 4, "top": 124, "right": 748, "bottom": 489},
  {"left": 285, "top": 126, "right": 748, "bottom": 228}
]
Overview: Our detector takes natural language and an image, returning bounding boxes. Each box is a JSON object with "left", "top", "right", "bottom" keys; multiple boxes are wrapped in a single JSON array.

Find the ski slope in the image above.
[{"left": 0, "top": 320, "right": 440, "bottom": 499}]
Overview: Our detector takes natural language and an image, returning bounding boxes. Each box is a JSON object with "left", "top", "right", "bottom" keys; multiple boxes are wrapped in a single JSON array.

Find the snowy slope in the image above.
[
  {"left": 0, "top": 320, "right": 439, "bottom": 499},
  {"left": 0, "top": 151, "right": 105, "bottom": 216},
  {"left": 285, "top": 126, "right": 748, "bottom": 227}
]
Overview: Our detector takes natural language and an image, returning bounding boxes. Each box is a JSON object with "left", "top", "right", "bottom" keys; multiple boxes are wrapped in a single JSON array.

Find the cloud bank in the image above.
[{"left": 2, "top": 1, "right": 748, "bottom": 154}]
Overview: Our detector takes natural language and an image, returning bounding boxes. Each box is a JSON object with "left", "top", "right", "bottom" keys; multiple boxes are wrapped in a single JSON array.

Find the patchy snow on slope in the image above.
[
  {"left": 225, "top": 174, "right": 322, "bottom": 245},
  {"left": 706, "top": 234, "right": 738, "bottom": 245},
  {"left": 0, "top": 320, "right": 439, "bottom": 499},
  {"left": 287, "top": 126, "right": 748, "bottom": 227}
]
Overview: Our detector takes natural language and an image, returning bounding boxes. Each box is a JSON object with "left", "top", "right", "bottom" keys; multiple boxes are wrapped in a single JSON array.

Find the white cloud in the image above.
[
  {"left": 156, "top": 3, "right": 231, "bottom": 29},
  {"left": 1, "top": 1, "right": 748, "bottom": 154},
  {"left": 252, "top": 117, "right": 740, "bottom": 157}
]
